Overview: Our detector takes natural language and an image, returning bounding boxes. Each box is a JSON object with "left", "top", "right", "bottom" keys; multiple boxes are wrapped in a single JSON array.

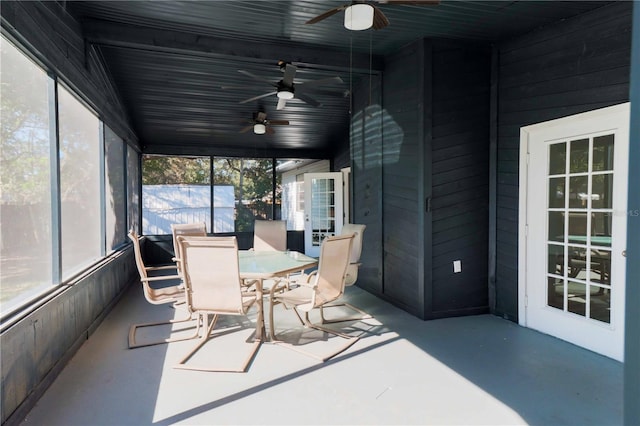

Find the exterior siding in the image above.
[{"left": 495, "top": 1, "right": 633, "bottom": 320}]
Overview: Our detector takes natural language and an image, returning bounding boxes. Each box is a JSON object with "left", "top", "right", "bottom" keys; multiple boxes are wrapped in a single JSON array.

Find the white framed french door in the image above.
[
  {"left": 519, "top": 103, "right": 629, "bottom": 361},
  {"left": 304, "top": 172, "right": 343, "bottom": 257}
]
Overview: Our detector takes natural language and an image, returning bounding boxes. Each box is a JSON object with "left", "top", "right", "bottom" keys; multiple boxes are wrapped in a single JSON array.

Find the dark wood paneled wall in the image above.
[
  {"left": 351, "top": 73, "right": 384, "bottom": 295},
  {"left": 382, "top": 39, "right": 427, "bottom": 316},
  {"left": 351, "top": 39, "right": 491, "bottom": 319},
  {"left": 494, "top": 1, "right": 633, "bottom": 321},
  {"left": 1, "top": 249, "right": 137, "bottom": 425},
  {"left": 431, "top": 42, "right": 491, "bottom": 317}
]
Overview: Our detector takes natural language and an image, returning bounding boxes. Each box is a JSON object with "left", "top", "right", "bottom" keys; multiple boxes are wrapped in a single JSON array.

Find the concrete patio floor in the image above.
[{"left": 20, "top": 283, "right": 623, "bottom": 425}]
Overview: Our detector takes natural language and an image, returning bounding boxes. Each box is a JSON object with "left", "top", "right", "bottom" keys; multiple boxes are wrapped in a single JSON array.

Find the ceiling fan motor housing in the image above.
[{"left": 277, "top": 80, "right": 295, "bottom": 99}]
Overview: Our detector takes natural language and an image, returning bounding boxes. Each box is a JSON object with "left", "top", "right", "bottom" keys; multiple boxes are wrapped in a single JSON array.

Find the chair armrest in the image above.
[
  {"left": 145, "top": 265, "right": 177, "bottom": 271},
  {"left": 292, "top": 274, "right": 317, "bottom": 290},
  {"left": 285, "top": 270, "right": 317, "bottom": 288},
  {"left": 297, "top": 282, "right": 317, "bottom": 289},
  {"left": 141, "top": 274, "right": 182, "bottom": 283}
]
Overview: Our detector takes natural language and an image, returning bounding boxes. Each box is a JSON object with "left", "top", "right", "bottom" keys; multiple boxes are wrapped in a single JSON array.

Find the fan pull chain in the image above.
[
  {"left": 349, "top": 33, "right": 353, "bottom": 116},
  {"left": 369, "top": 30, "right": 372, "bottom": 107}
]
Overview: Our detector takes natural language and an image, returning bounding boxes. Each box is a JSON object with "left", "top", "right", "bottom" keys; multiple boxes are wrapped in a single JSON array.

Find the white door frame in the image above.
[
  {"left": 518, "top": 102, "right": 629, "bottom": 360},
  {"left": 341, "top": 167, "right": 351, "bottom": 224}
]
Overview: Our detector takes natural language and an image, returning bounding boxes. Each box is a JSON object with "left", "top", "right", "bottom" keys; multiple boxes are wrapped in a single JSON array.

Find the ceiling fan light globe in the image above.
[
  {"left": 253, "top": 123, "right": 267, "bottom": 134},
  {"left": 344, "top": 4, "right": 374, "bottom": 31},
  {"left": 277, "top": 90, "right": 295, "bottom": 100}
]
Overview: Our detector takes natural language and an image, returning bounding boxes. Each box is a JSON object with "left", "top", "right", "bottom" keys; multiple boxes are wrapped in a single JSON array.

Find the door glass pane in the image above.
[
  {"left": 548, "top": 244, "right": 564, "bottom": 275},
  {"left": 591, "top": 213, "right": 612, "bottom": 247},
  {"left": 546, "top": 135, "right": 613, "bottom": 322},
  {"left": 569, "top": 138, "right": 589, "bottom": 173},
  {"left": 568, "top": 213, "right": 589, "bottom": 239},
  {"left": 567, "top": 281, "right": 587, "bottom": 317},
  {"left": 567, "top": 245, "right": 587, "bottom": 279},
  {"left": 549, "top": 142, "right": 566, "bottom": 175},
  {"left": 593, "top": 134, "right": 614, "bottom": 171},
  {"left": 568, "top": 176, "right": 588, "bottom": 208},
  {"left": 591, "top": 174, "right": 613, "bottom": 209},
  {"left": 590, "top": 285, "right": 610, "bottom": 323},
  {"left": 547, "top": 277, "right": 564, "bottom": 310},
  {"left": 548, "top": 177, "right": 565, "bottom": 208},
  {"left": 546, "top": 136, "right": 615, "bottom": 324},
  {"left": 548, "top": 212, "right": 564, "bottom": 242},
  {"left": 310, "top": 177, "right": 337, "bottom": 247},
  {"left": 590, "top": 249, "right": 611, "bottom": 285}
]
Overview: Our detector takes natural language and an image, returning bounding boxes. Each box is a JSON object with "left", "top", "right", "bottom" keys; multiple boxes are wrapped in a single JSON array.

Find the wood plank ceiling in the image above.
[{"left": 66, "top": 1, "right": 612, "bottom": 157}]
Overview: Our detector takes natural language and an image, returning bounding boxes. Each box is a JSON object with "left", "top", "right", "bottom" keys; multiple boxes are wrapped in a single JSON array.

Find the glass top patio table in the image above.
[
  {"left": 238, "top": 250, "right": 318, "bottom": 279},
  {"left": 238, "top": 250, "right": 317, "bottom": 341}
]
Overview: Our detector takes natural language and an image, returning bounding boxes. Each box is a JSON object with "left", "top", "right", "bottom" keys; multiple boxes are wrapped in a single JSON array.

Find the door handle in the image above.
[{"left": 622, "top": 250, "right": 626, "bottom": 257}]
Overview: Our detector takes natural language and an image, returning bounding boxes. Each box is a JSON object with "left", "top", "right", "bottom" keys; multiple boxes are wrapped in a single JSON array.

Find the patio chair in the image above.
[
  {"left": 319, "top": 223, "right": 373, "bottom": 324},
  {"left": 171, "top": 222, "right": 207, "bottom": 276},
  {"left": 268, "top": 233, "right": 359, "bottom": 362},
  {"left": 127, "top": 229, "right": 198, "bottom": 349},
  {"left": 250, "top": 219, "right": 288, "bottom": 290},
  {"left": 174, "top": 236, "right": 261, "bottom": 372},
  {"left": 253, "top": 219, "right": 287, "bottom": 251}
]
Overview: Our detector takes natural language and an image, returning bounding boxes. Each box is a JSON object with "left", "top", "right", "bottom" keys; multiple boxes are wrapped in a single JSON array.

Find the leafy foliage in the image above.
[{"left": 143, "top": 155, "right": 274, "bottom": 231}]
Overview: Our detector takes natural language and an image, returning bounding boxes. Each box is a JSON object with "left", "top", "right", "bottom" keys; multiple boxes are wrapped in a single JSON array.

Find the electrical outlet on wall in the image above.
[{"left": 453, "top": 260, "right": 462, "bottom": 273}]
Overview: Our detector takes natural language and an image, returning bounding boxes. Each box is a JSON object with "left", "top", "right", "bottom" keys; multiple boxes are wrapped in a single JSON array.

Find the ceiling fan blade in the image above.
[
  {"left": 266, "top": 126, "right": 276, "bottom": 135},
  {"left": 375, "top": 0, "right": 439, "bottom": 4},
  {"left": 296, "top": 76, "right": 343, "bottom": 92},
  {"left": 238, "top": 70, "right": 278, "bottom": 87},
  {"left": 296, "top": 93, "right": 321, "bottom": 107},
  {"left": 268, "top": 120, "right": 289, "bottom": 126},
  {"left": 305, "top": 6, "right": 347, "bottom": 25},
  {"left": 282, "top": 64, "right": 297, "bottom": 87},
  {"left": 239, "top": 125, "right": 253, "bottom": 133},
  {"left": 220, "top": 85, "right": 248, "bottom": 90},
  {"left": 256, "top": 111, "right": 267, "bottom": 122},
  {"left": 239, "top": 91, "right": 277, "bottom": 104},
  {"left": 372, "top": 6, "right": 390, "bottom": 30},
  {"left": 276, "top": 98, "right": 287, "bottom": 110},
  {"left": 302, "top": 88, "right": 350, "bottom": 98}
]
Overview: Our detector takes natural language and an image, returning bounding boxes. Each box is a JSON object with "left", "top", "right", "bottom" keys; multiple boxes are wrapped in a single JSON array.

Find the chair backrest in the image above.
[
  {"left": 177, "top": 236, "right": 246, "bottom": 314},
  {"left": 253, "top": 220, "right": 287, "bottom": 251},
  {"left": 171, "top": 222, "right": 207, "bottom": 272},
  {"left": 312, "top": 233, "right": 355, "bottom": 308},
  {"left": 128, "top": 229, "right": 148, "bottom": 280},
  {"left": 341, "top": 223, "right": 366, "bottom": 286}
]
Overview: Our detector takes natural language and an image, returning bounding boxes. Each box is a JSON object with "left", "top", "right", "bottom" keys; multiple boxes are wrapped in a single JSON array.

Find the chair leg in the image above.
[
  {"left": 271, "top": 306, "right": 359, "bottom": 362},
  {"left": 128, "top": 310, "right": 199, "bottom": 349},
  {"left": 174, "top": 313, "right": 261, "bottom": 373},
  {"left": 318, "top": 303, "right": 373, "bottom": 324}
]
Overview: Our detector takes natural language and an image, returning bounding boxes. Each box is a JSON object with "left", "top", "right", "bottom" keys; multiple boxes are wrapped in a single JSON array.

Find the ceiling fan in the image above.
[
  {"left": 237, "top": 60, "right": 344, "bottom": 110},
  {"left": 240, "top": 111, "right": 289, "bottom": 135},
  {"left": 306, "top": 0, "right": 440, "bottom": 31}
]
